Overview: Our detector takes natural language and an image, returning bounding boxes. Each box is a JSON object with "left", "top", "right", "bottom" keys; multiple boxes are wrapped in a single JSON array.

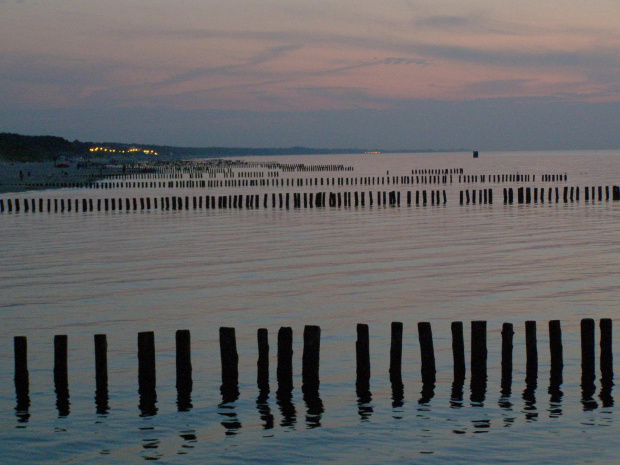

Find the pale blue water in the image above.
[{"left": 1, "top": 150, "right": 619, "bottom": 463}]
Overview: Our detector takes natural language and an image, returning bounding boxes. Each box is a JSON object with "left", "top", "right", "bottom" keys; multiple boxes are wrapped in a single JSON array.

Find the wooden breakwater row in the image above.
[
  {"left": 2, "top": 172, "right": 567, "bottom": 193},
  {"left": 502, "top": 186, "right": 620, "bottom": 204},
  {"left": 12, "top": 319, "right": 613, "bottom": 418},
  {"left": 0, "top": 190, "right": 450, "bottom": 213}
]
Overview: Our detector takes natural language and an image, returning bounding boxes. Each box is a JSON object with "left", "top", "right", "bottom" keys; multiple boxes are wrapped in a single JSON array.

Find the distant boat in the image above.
[{"left": 473, "top": 151, "right": 479, "bottom": 158}]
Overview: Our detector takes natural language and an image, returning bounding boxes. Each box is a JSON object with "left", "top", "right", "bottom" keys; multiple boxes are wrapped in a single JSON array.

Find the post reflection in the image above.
[
  {"left": 450, "top": 379, "right": 464, "bottom": 408},
  {"left": 256, "top": 389, "right": 274, "bottom": 430},
  {"left": 219, "top": 383, "right": 242, "bottom": 435},
  {"left": 15, "top": 370, "right": 30, "bottom": 425},
  {"left": 390, "top": 373, "right": 405, "bottom": 419},
  {"left": 548, "top": 364, "right": 563, "bottom": 418},
  {"left": 302, "top": 386, "right": 323, "bottom": 429},
  {"left": 523, "top": 363, "right": 538, "bottom": 422},
  {"left": 177, "top": 429, "right": 197, "bottom": 455}
]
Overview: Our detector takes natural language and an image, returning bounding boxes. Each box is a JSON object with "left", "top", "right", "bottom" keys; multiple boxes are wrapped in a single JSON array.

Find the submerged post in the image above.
[
  {"left": 451, "top": 321, "right": 466, "bottom": 380},
  {"left": 356, "top": 324, "right": 371, "bottom": 389},
  {"left": 14, "top": 336, "right": 30, "bottom": 418},
  {"left": 54, "top": 335, "right": 70, "bottom": 417},
  {"left": 302, "top": 325, "right": 321, "bottom": 393},
  {"left": 470, "top": 321, "right": 487, "bottom": 403},
  {"left": 581, "top": 318, "right": 595, "bottom": 384},
  {"left": 219, "top": 327, "right": 239, "bottom": 402},
  {"left": 257, "top": 328, "right": 269, "bottom": 391},
  {"left": 176, "top": 329, "right": 192, "bottom": 411},
  {"left": 418, "top": 322, "right": 436, "bottom": 383},
  {"left": 501, "top": 323, "right": 514, "bottom": 396},
  {"left": 389, "top": 322, "right": 403, "bottom": 381},
  {"left": 277, "top": 327, "right": 294, "bottom": 391},
  {"left": 94, "top": 334, "right": 109, "bottom": 414},
  {"left": 138, "top": 331, "right": 157, "bottom": 415}
]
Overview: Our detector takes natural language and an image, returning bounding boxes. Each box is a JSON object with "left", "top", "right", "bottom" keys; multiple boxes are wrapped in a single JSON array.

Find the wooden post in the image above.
[
  {"left": 418, "top": 322, "right": 436, "bottom": 383},
  {"left": 94, "top": 334, "right": 109, "bottom": 414},
  {"left": 277, "top": 327, "right": 294, "bottom": 392},
  {"left": 14, "top": 336, "right": 30, "bottom": 418},
  {"left": 600, "top": 318, "right": 613, "bottom": 407},
  {"left": 389, "top": 322, "right": 403, "bottom": 381},
  {"left": 549, "top": 320, "right": 563, "bottom": 377},
  {"left": 356, "top": 324, "right": 370, "bottom": 390},
  {"left": 525, "top": 320, "right": 538, "bottom": 383},
  {"left": 138, "top": 331, "right": 157, "bottom": 415},
  {"left": 54, "top": 335, "right": 70, "bottom": 417},
  {"left": 257, "top": 328, "right": 269, "bottom": 392},
  {"left": 451, "top": 321, "right": 465, "bottom": 380},
  {"left": 600, "top": 318, "right": 613, "bottom": 380},
  {"left": 219, "top": 327, "right": 239, "bottom": 402},
  {"left": 470, "top": 321, "right": 487, "bottom": 403},
  {"left": 302, "top": 325, "right": 321, "bottom": 393},
  {"left": 581, "top": 318, "right": 595, "bottom": 384},
  {"left": 176, "top": 329, "right": 192, "bottom": 411},
  {"left": 501, "top": 323, "right": 513, "bottom": 397}
]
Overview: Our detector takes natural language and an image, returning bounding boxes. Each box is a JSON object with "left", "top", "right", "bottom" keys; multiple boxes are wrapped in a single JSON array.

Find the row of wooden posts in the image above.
[
  {"left": 0, "top": 190, "right": 450, "bottom": 213},
  {"left": 4, "top": 171, "right": 568, "bottom": 193},
  {"left": 12, "top": 319, "right": 613, "bottom": 417},
  {"left": 458, "top": 186, "right": 620, "bottom": 205},
  {"left": 502, "top": 186, "right": 620, "bottom": 203},
  {"left": 4, "top": 185, "right": 620, "bottom": 214}
]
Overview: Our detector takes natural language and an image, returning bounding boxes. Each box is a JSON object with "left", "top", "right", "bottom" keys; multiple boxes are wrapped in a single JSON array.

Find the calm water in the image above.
[{"left": 1, "top": 150, "right": 620, "bottom": 464}]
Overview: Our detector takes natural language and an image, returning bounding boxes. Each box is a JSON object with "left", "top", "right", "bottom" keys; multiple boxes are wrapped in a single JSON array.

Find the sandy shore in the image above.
[{"left": 0, "top": 161, "right": 119, "bottom": 194}]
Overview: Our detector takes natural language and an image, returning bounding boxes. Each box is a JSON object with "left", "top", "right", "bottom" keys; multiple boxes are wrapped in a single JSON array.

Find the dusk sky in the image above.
[{"left": 1, "top": 0, "right": 619, "bottom": 150}]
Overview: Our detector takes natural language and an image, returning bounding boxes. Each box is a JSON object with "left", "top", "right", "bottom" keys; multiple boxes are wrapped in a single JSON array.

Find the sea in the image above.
[{"left": 1, "top": 150, "right": 619, "bottom": 464}]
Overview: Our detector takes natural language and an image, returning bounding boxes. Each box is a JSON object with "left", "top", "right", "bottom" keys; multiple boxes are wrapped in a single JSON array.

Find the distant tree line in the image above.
[
  {"left": 0, "top": 132, "right": 463, "bottom": 162},
  {"left": 0, "top": 133, "right": 91, "bottom": 162}
]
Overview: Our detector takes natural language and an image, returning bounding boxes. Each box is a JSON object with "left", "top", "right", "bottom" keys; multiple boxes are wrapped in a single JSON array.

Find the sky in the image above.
[{"left": 1, "top": 0, "right": 619, "bottom": 150}]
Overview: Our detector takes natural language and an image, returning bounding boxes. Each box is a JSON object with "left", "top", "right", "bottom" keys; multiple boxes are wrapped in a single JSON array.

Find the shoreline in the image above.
[{"left": 0, "top": 161, "right": 125, "bottom": 194}]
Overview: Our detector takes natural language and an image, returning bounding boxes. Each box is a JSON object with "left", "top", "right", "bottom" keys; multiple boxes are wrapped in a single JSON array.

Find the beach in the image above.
[{"left": 0, "top": 160, "right": 125, "bottom": 194}]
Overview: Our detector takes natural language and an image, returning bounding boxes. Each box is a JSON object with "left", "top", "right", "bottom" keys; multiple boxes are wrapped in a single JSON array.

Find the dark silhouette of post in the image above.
[
  {"left": 501, "top": 323, "right": 514, "bottom": 398},
  {"left": 525, "top": 321, "right": 538, "bottom": 382},
  {"left": 548, "top": 320, "right": 564, "bottom": 416},
  {"left": 356, "top": 324, "right": 372, "bottom": 420},
  {"left": 276, "top": 327, "right": 296, "bottom": 427},
  {"left": 219, "top": 327, "right": 239, "bottom": 403},
  {"left": 138, "top": 331, "right": 157, "bottom": 416},
  {"left": 470, "top": 321, "right": 487, "bottom": 404},
  {"left": 581, "top": 318, "right": 597, "bottom": 409},
  {"left": 302, "top": 325, "right": 321, "bottom": 393},
  {"left": 94, "top": 334, "right": 109, "bottom": 415},
  {"left": 14, "top": 336, "right": 30, "bottom": 422},
  {"left": 54, "top": 335, "right": 70, "bottom": 417},
  {"left": 451, "top": 322, "right": 465, "bottom": 380},
  {"left": 599, "top": 318, "right": 614, "bottom": 407},
  {"left": 418, "top": 322, "right": 436, "bottom": 384},
  {"left": 176, "top": 329, "right": 193, "bottom": 411},
  {"left": 389, "top": 322, "right": 403, "bottom": 381},
  {"left": 302, "top": 325, "right": 323, "bottom": 428},
  {"left": 257, "top": 328, "right": 270, "bottom": 392}
]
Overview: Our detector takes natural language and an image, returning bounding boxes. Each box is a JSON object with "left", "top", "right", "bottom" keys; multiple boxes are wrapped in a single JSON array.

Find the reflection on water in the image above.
[
  {"left": 256, "top": 390, "right": 274, "bottom": 430},
  {"left": 419, "top": 381, "right": 435, "bottom": 405},
  {"left": 178, "top": 430, "right": 197, "bottom": 455},
  {"left": 54, "top": 371, "right": 70, "bottom": 418},
  {"left": 218, "top": 401, "right": 242, "bottom": 436},
  {"left": 14, "top": 372, "right": 30, "bottom": 425},
  {"left": 303, "top": 389, "right": 323, "bottom": 429},
  {"left": 391, "top": 374, "right": 405, "bottom": 414},
  {"left": 450, "top": 379, "right": 464, "bottom": 409},
  {"left": 140, "top": 425, "right": 162, "bottom": 461}
]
